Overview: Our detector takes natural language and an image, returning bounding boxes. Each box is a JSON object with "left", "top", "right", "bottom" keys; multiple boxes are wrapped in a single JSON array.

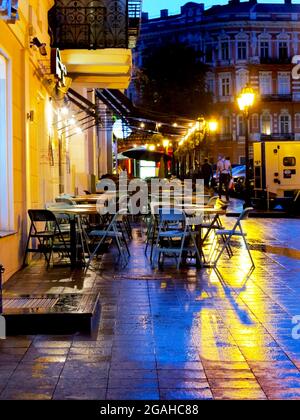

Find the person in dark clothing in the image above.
[
  {"left": 201, "top": 158, "right": 213, "bottom": 190},
  {"left": 217, "top": 156, "right": 232, "bottom": 202}
]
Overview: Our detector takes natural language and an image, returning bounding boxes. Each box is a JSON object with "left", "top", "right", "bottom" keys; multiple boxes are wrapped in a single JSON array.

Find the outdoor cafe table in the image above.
[
  {"left": 149, "top": 203, "right": 226, "bottom": 267},
  {"left": 48, "top": 205, "right": 101, "bottom": 267},
  {"left": 73, "top": 192, "right": 116, "bottom": 204},
  {"left": 184, "top": 206, "right": 226, "bottom": 267}
]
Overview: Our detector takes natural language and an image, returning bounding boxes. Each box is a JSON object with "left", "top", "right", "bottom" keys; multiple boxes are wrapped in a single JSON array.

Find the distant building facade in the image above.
[{"left": 132, "top": 0, "right": 300, "bottom": 163}]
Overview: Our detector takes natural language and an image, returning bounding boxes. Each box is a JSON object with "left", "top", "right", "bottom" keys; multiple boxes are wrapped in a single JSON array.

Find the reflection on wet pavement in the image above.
[{"left": 1, "top": 217, "right": 300, "bottom": 399}]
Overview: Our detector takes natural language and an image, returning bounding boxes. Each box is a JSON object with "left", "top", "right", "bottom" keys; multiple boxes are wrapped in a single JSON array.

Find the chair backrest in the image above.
[
  {"left": 232, "top": 207, "right": 253, "bottom": 231},
  {"left": 28, "top": 209, "right": 57, "bottom": 223},
  {"left": 159, "top": 207, "right": 185, "bottom": 223}
]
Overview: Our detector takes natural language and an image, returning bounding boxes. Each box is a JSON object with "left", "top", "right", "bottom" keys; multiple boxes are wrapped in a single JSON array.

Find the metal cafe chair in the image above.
[
  {"left": 23, "top": 209, "right": 70, "bottom": 267},
  {"left": 85, "top": 211, "right": 129, "bottom": 270},
  {"left": 199, "top": 196, "right": 233, "bottom": 260},
  {"left": 212, "top": 208, "right": 255, "bottom": 270},
  {"left": 152, "top": 207, "right": 202, "bottom": 270}
]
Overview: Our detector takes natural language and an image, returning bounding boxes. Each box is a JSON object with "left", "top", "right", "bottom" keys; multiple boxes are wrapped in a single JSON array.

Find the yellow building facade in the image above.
[
  {"left": 0, "top": 1, "right": 58, "bottom": 280},
  {"left": 0, "top": 0, "right": 140, "bottom": 281}
]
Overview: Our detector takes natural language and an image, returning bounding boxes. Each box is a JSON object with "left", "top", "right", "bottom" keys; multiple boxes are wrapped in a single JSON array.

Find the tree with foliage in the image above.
[{"left": 133, "top": 42, "right": 212, "bottom": 120}]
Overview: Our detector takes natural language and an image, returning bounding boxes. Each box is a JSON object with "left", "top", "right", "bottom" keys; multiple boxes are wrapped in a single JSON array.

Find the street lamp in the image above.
[
  {"left": 208, "top": 120, "right": 218, "bottom": 133},
  {"left": 237, "top": 84, "right": 255, "bottom": 208}
]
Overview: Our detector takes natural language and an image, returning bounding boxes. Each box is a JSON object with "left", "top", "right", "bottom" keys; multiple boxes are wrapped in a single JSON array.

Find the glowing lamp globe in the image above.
[{"left": 113, "top": 119, "right": 132, "bottom": 139}]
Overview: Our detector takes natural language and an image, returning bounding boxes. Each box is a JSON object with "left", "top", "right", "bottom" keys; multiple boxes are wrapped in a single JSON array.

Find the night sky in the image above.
[{"left": 142, "top": 0, "right": 289, "bottom": 18}]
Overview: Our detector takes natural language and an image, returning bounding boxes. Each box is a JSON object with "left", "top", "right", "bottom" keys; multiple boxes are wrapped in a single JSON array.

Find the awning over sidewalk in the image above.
[
  {"left": 56, "top": 88, "right": 102, "bottom": 138},
  {"left": 96, "top": 89, "right": 190, "bottom": 136}
]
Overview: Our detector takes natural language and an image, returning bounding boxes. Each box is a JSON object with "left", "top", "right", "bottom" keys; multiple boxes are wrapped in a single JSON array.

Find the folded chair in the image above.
[
  {"left": 85, "top": 212, "right": 129, "bottom": 270},
  {"left": 153, "top": 207, "right": 202, "bottom": 270},
  {"left": 23, "top": 209, "right": 70, "bottom": 267},
  {"left": 213, "top": 208, "right": 255, "bottom": 270}
]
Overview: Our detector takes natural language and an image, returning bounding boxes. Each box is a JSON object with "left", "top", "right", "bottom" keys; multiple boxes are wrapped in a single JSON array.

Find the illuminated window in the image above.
[
  {"left": 140, "top": 160, "right": 156, "bottom": 179},
  {"left": 261, "top": 113, "right": 272, "bottom": 135},
  {"left": 0, "top": 54, "right": 13, "bottom": 231}
]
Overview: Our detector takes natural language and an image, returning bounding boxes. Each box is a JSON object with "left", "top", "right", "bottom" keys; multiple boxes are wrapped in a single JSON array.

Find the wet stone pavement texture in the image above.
[{"left": 1, "top": 217, "right": 300, "bottom": 400}]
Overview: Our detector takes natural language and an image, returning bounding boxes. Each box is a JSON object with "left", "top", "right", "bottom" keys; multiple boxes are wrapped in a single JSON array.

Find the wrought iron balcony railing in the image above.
[
  {"left": 261, "top": 133, "right": 294, "bottom": 141},
  {"left": 261, "top": 94, "right": 292, "bottom": 102},
  {"left": 48, "top": 0, "right": 142, "bottom": 50}
]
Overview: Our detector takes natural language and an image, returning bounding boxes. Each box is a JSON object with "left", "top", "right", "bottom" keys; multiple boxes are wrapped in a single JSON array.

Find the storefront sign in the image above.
[{"left": 51, "top": 48, "right": 68, "bottom": 86}]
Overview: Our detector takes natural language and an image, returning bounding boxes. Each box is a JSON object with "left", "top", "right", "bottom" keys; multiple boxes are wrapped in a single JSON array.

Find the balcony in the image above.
[
  {"left": 260, "top": 56, "right": 292, "bottom": 65},
  {"left": 48, "top": 0, "right": 142, "bottom": 89},
  {"left": 48, "top": 0, "right": 141, "bottom": 50},
  {"left": 261, "top": 94, "right": 292, "bottom": 102},
  {"left": 261, "top": 133, "right": 294, "bottom": 141}
]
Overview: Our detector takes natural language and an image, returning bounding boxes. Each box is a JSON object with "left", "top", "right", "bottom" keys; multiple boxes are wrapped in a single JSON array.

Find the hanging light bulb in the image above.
[{"left": 61, "top": 107, "right": 69, "bottom": 116}]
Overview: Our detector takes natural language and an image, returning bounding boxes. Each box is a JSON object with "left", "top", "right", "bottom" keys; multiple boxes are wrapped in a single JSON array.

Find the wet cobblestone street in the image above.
[{"left": 1, "top": 217, "right": 300, "bottom": 400}]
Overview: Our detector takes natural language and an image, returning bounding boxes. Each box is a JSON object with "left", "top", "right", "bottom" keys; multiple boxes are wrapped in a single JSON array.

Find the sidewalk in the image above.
[{"left": 1, "top": 217, "right": 300, "bottom": 399}]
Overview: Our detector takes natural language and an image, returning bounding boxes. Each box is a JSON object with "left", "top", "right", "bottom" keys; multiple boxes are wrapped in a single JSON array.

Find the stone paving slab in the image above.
[{"left": 1, "top": 218, "right": 300, "bottom": 399}]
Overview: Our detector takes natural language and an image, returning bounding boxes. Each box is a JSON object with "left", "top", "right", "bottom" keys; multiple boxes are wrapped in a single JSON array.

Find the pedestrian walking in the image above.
[
  {"left": 217, "top": 155, "right": 232, "bottom": 202},
  {"left": 201, "top": 158, "right": 213, "bottom": 194}
]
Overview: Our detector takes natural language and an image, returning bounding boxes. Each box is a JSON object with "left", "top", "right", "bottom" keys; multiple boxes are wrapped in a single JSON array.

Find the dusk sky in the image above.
[{"left": 143, "top": 0, "right": 288, "bottom": 18}]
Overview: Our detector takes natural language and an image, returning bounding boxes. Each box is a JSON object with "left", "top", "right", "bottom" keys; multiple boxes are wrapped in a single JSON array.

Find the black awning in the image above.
[
  {"left": 68, "top": 88, "right": 98, "bottom": 119},
  {"left": 56, "top": 88, "right": 102, "bottom": 139},
  {"left": 96, "top": 89, "right": 189, "bottom": 136},
  {"left": 96, "top": 89, "right": 134, "bottom": 119}
]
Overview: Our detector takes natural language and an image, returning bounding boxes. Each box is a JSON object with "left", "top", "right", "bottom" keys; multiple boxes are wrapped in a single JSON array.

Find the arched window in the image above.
[
  {"left": 261, "top": 113, "right": 272, "bottom": 135},
  {"left": 0, "top": 53, "right": 13, "bottom": 231},
  {"left": 279, "top": 113, "right": 291, "bottom": 134}
]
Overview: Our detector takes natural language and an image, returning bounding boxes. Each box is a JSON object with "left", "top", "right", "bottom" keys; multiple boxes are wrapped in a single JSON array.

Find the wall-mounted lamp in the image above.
[
  {"left": 30, "top": 37, "right": 47, "bottom": 56},
  {"left": 27, "top": 110, "right": 34, "bottom": 122}
]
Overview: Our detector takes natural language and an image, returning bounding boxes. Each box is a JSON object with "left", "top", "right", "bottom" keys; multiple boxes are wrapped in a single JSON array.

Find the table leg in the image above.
[{"left": 69, "top": 216, "right": 77, "bottom": 268}]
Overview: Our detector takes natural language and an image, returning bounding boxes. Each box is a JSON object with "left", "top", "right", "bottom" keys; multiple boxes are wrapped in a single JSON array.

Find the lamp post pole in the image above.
[
  {"left": 237, "top": 84, "right": 255, "bottom": 209},
  {"left": 244, "top": 108, "right": 252, "bottom": 209}
]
